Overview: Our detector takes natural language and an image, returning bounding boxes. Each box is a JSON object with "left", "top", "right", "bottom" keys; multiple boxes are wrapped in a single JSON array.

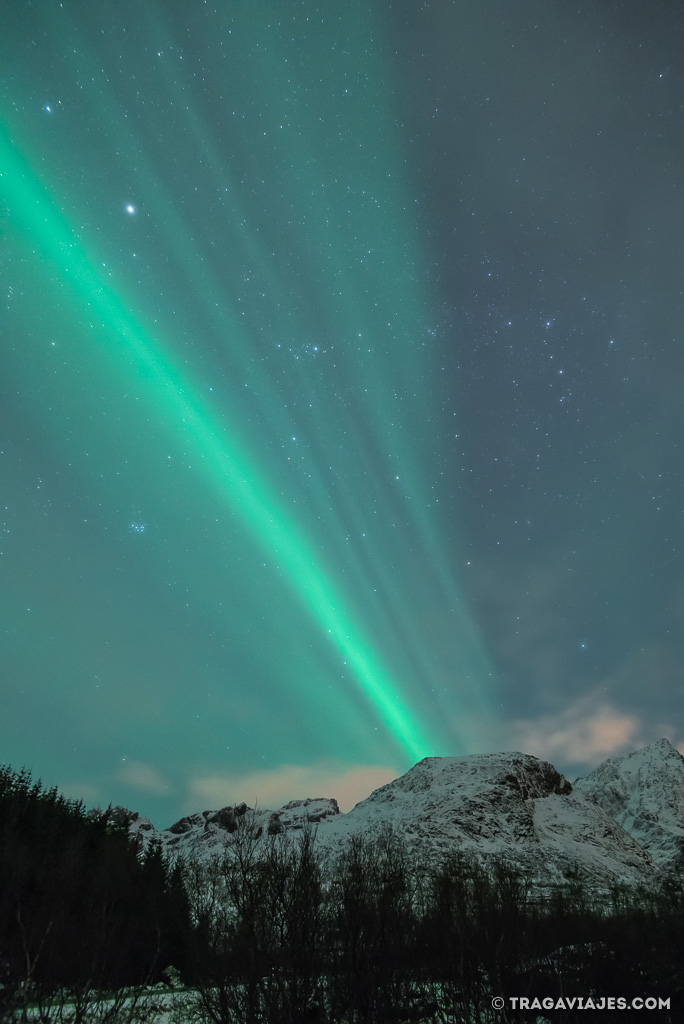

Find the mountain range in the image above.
[{"left": 111, "top": 738, "right": 684, "bottom": 888}]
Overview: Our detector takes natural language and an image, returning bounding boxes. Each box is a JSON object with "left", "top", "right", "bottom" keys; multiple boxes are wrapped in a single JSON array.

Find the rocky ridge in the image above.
[{"left": 106, "top": 796, "right": 341, "bottom": 857}]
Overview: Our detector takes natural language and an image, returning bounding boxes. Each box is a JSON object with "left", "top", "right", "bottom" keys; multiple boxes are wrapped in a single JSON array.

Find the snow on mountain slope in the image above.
[
  {"left": 573, "top": 738, "right": 684, "bottom": 868},
  {"left": 314, "top": 752, "right": 656, "bottom": 885},
  {"left": 108, "top": 745, "right": 679, "bottom": 888},
  {"left": 106, "top": 742, "right": 684, "bottom": 886},
  {"left": 106, "top": 797, "right": 342, "bottom": 858}
]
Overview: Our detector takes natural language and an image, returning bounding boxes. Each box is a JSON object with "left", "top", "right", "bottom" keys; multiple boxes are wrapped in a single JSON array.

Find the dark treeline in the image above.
[
  {"left": 0, "top": 764, "right": 190, "bottom": 1022},
  {"left": 1, "top": 765, "right": 683, "bottom": 1023}
]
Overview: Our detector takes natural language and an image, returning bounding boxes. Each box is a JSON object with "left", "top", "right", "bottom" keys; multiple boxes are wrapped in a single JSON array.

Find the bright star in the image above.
[{"left": 126, "top": 204, "right": 136, "bottom": 215}]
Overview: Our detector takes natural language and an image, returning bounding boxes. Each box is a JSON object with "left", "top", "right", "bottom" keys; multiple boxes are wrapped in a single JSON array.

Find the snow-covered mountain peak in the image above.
[
  {"left": 359, "top": 751, "right": 572, "bottom": 807},
  {"left": 573, "top": 738, "right": 684, "bottom": 867},
  {"left": 316, "top": 749, "right": 653, "bottom": 886}
]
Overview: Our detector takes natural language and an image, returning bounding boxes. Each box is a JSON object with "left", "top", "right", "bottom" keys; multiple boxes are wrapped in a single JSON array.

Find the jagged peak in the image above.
[
  {"left": 631, "top": 737, "right": 683, "bottom": 760},
  {"left": 614, "top": 736, "right": 680, "bottom": 759},
  {"left": 575, "top": 737, "right": 684, "bottom": 784},
  {"left": 573, "top": 738, "right": 684, "bottom": 867}
]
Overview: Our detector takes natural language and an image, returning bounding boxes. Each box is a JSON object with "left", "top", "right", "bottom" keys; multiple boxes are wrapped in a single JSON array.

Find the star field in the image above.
[{"left": 1, "top": 0, "right": 683, "bottom": 821}]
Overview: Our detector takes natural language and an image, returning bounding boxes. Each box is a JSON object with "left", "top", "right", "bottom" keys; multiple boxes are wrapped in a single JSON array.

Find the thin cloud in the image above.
[
  {"left": 507, "top": 694, "right": 640, "bottom": 766},
  {"left": 59, "top": 781, "right": 101, "bottom": 805},
  {"left": 186, "top": 761, "right": 400, "bottom": 814},
  {"left": 117, "top": 760, "right": 171, "bottom": 795}
]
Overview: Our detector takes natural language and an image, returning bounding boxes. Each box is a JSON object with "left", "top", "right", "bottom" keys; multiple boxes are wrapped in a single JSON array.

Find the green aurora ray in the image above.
[{"left": 1, "top": 1, "right": 498, "bottom": 792}]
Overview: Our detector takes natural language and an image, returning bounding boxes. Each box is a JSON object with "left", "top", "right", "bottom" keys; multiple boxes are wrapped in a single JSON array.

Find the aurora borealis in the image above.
[{"left": 2, "top": 1, "right": 684, "bottom": 822}]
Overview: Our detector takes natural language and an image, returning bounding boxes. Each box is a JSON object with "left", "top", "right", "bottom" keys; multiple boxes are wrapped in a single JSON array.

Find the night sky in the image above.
[{"left": 2, "top": 1, "right": 683, "bottom": 824}]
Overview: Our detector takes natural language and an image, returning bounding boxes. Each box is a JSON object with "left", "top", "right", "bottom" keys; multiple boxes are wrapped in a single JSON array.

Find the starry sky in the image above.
[{"left": 2, "top": 0, "right": 683, "bottom": 824}]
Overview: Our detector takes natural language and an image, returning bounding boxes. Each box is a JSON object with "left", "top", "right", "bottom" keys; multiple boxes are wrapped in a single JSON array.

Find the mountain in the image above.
[
  {"left": 573, "top": 737, "right": 684, "bottom": 869},
  {"left": 312, "top": 751, "right": 656, "bottom": 887},
  {"left": 107, "top": 796, "right": 341, "bottom": 857},
  {"left": 110, "top": 740, "right": 684, "bottom": 887}
]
